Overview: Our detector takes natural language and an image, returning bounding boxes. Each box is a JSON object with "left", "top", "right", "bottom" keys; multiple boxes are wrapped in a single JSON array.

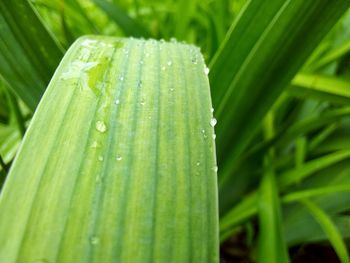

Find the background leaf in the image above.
[{"left": 0, "top": 0, "right": 64, "bottom": 110}]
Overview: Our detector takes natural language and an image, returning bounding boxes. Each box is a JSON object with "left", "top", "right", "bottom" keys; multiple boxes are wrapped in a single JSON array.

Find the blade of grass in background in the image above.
[
  {"left": 93, "top": 0, "right": 151, "bottom": 38},
  {"left": 0, "top": 0, "right": 64, "bottom": 111},
  {"left": 174, "top": 0, "right": 197, "bottom": 39},
  {"left": 301, "top": 199, "right": 350, "bottom": 263},
  {"left": 258, "top": 113, "right": 290, "bottom": 263},
  {"left": 282, "top": 184, "right": 350, "bottom": 203},
  {"left": 219, "top": 150, "right": 350, "bottom": 241},
  {"left": 0, "top": 36, "right": 219, "bottom": 263},
  {"left": 290, "top": 74, "right": 350, "bottom": 105},
  {"left": 209, "top": 0, "right": 350, "bottom": 183},
  {"left": 309, "top": 39, "right": 350, "bottom": 70},
  {"left": 245, "top": 106, "right": 350, "bottom": 164}
]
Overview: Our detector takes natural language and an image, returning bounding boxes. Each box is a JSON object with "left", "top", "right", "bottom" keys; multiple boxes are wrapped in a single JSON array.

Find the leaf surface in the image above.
[{"left": 0, "top": 36, "right": 219, "bottom": 263}]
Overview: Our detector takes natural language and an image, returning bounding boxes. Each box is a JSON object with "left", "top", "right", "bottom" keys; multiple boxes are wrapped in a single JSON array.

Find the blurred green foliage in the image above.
[{"left": 1, "top": 0, "right": 350, "bottom": 261}]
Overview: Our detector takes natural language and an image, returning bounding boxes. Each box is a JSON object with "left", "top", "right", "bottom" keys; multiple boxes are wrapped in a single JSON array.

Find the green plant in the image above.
[{"left": 0, "top": 0, "right": 350, "bottom": 262}]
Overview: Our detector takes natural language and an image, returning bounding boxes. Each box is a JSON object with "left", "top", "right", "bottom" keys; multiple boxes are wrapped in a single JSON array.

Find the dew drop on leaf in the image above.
[
  {"left": 96, "top": 121, "right": 107, "bottom": 133},
  {"left": 210, "top": 118, "right": 217, "bottom": 127},
  {"left": 91, "top": 141, "right": 99, "bottom": 148},
  {"left": 116, "top": 155, "right": 122, "bottom": 161},
  {"left": 191, "top": 57, "right": 198, "bottom": 64}
]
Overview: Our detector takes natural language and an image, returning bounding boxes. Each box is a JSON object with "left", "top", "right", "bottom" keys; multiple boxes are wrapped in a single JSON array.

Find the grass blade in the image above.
[
  {"left": 290, "top": 74, "right": 350, "bottom": 104},
  {"left": 279, "top": 150, "right": 350, "bottom": 187},
  {"left": 301, "top": 199, "right": 350, "bottom": 263},
  {"left": 282, "top": 185, "right": 350, "bottom": 203},
  {"left": 0, "top": 0, "right": 64, "bottom": 110},
  {"left": 93, "top": 0, "right": 151, "bottom": 38},
  {"left": 310, "top": 39, "right": 350, "bottom": 70},
  {"left": 0, "top": 36, "right": 219, "bottom": 262},
  {"left": 258, "top": 162, "right": 290, "bottom": 263},
  {"left": 258, "top": 113, "right": 290, "bottom": 263},
  {"left": 219, "top": 150, "right": 350, "bottom": 241},
  {"left": 209, "top": 0, "right": 349, "bottom": 178}
]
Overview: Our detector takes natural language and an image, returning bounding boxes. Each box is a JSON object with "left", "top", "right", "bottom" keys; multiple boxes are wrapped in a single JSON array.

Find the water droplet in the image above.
[
  {"left": 210, "top": 118, "right": 217, "bottom": 127},
  {"left": 161, "top": 66, "right": 166, "bottom": 71},
  {"left": 140, "top": 99, "right": 145, "bottom": 106},
  {"left": 116, "top": 155, "right": 122, "bottom": 161},
  {"left": 167, "top": 61, "right": 172, "bottom": 66},
  {"left": 204, "top": 67, "right": 210, "bottom": 75},
  {"left": 212, "top": 134, "right": 216, "bottom": 140},
  {"left": 98, "top": 156, "right": 104, "bottom": 161},
  {"left": 170, "top": 88, "right": 174, "bottom": 92},
  {"left": 145, "top": 52, "right": 150, "bottom": 57},
  {"left": 191, "top": 57, "right": 198, "bottom": 64},
  {"left": 196, "top": 162, "right": 200, "bottom": 166},
  {"left": 213, "top": 166, "right": 218, "bottom": 173},
  {"left": 211, "top": 107, "right": 214, "bottom": 113},
  {"left": 115, "top": 99, "right": 120, "bottom": 105},
  {"left": 201, "top": 129, "right": 207, "bottom": 139},
  {"left": 91, "top": 141, "right": 99, "bottom": 148},
  {"left": 170, "top": 37, "right": 177, "bottom": 43},
  {"left": 96, "top": 121, "right": 107, "bottom": 133},
  {"left": 90, "top": 236, "right": 100, "bottom": 245},
  {"left": 119, "top": 76, "right": 124, "bottom": 81},
  {"left": 140, "top": 60, "right": 144, "bottom": 65},
  {"left": 81, "top": 39, "right": 97, "bottom": 47}
]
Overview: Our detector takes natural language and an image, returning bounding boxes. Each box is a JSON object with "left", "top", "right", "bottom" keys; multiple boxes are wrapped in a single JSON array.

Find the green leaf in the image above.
[
  {"left": 93, "top": 0, "right": 151, "bottom": 38},
  {"left": 258, "top": 161, "right": 290, "bottom": 263},
  {"left": 258, "top": 113, "right": 290, "bottom": 263},
  {"left": 310, "top": 38, "right": 350, "bottom": 70},
  {"left": 247, "top": 107, "right": 350, "bottom": 160},
  {"left": 279, "top": 150, "right": 350, "bottom": 187},
  {"left": 219, "top": 150, "right": 350, "bottom": 241},
  {"left": 174, "top": 0, "right": 197, "bottom": 39},
  {"left": 301, "top": 199, "right": 350, "bottom": 263},
  {"left": 282, "top": 184, "right": 350, "bottom": 203},
  {"left": 209, "top": 0, "right": 350, "bottom": 179},
  {"left": 290, "top": 74, "right": 350, "bottom": 104},
  {"left": 0, "top": 0, "right": 64, "bottom": 110},
  {"left": 0, "top": 36, "right": 219, "bottom": 262}
]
